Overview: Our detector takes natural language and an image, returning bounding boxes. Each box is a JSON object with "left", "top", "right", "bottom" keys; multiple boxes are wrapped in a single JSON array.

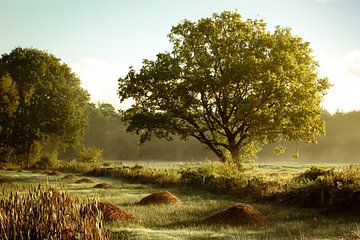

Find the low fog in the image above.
[{"left": 61, "top": 103, "right": 360, "bottom": 164}]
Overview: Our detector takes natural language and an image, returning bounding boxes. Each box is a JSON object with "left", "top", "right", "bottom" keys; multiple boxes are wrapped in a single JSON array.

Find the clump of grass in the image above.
[{"left": 0, "top": 186, "right": 111, "bottom": 240}]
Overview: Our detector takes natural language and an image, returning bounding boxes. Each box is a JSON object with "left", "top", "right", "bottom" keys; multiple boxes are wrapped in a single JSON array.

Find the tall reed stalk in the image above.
[{"left": 0, "top": 185, "right": 111, "bottom": 240}]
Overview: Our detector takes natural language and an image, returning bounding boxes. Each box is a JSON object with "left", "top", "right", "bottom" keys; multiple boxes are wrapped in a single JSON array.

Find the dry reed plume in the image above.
[{"left": 0, "top": 186, "right": 111, "bottom": 240}]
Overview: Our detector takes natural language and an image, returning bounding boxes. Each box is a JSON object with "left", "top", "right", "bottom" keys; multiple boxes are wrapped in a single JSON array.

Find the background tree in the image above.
[
  {"left": 0, "top": 74, "right": 19, "bottom": 162},
  {"left": 0, "top": 47, "right": 89, "bottom": 164},
  {"left": 59, "top": 103, "right": 209, "bottom": 161},
  {"left": 83, "top": 103, "right": 138, "bottom": 160},
  {"left": 118, "top": 11, "right": 330, "bottom": 166}
]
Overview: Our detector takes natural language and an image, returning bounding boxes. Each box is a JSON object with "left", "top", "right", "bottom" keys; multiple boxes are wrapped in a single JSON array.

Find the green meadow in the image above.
[{"left": 1, "top": 165, "right": 359, "bottom": 240}]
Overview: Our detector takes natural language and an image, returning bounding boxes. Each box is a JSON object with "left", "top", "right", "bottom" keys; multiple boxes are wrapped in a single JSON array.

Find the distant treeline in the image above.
[
  {"left": 60, "top": 103, "right": 360, "bottom": 163},
  {"left": 259, "top": 110, "right": 360, "bottom": 163},
  {"left": 60, "top": 103, "right": 211, "bottom": 161}
]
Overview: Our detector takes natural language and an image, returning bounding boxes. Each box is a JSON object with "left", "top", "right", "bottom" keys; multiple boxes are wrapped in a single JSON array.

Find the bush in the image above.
[
  {"left": 293, "top": 166, "right": 335, "bottom": 183},
  {"left": 34, "top": 151, "right": 58, "bottom": 169},
  {"left": 0, "top": 147, "right": 15, "bottom": 163},
  {"left": 57, "top": 160, "right": 100, "bottom": 173},
  {"left": 77, "top": 147, "right": 103, "bottom": 164},
  {"left": 281, "top": 165, "right": 360, "bottom": 210}
]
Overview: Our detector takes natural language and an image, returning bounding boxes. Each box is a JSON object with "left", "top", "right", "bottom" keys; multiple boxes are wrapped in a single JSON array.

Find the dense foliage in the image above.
[
  {"left": 77, "top": 146, "right": 103, "bottom": 164},
  {"left": 118, "top": 11, "right": 329, "bottom": 165},
  {"left": 0, "top": 47, "right": 89, "bottom": 165}
]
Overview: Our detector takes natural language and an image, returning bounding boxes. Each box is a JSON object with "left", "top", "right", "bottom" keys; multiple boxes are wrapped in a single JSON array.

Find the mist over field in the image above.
[{"left": 60, "top": 103, "right": 360, "bottom": 164}]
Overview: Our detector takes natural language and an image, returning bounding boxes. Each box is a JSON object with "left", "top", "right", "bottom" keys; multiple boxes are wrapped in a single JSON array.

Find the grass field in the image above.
[{"left": 1, "top": 168, "right": 359, "bottom": 240}]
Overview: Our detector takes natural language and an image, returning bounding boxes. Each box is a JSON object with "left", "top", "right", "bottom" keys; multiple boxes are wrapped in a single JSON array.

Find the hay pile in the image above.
[
  {"left": 62, "top": 174, "right": 79, "bottom": 180},
  {"left": 75, "top": 178, "right": 96, "bottom": 184},
  {"left": 93, "top": 183, "right": 113, "bottom": 189},
  {"left": 139, "top": 191, "right": 181, "bottom": 205},
  {"left": 47, "top": 171, "right": 62, "bottom": 176},
  {"left": 96, "top": 202, "right": 137, "bottom": 222},
  {"left": 204, "top": 203, "right": 264, "bottom": 226}
]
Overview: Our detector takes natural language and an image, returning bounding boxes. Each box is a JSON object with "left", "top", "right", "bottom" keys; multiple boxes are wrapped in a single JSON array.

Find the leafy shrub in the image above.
[
  {"left": 77, "top": 146, "right": 103, "bottom": 164},
  {"left": 180, "top": 167, "right": 215, "bottom": 186},
  {"left": 34, "top": 151, "right": 58, "bottom": 169},
  {"left": 57, "top": 160, "right": 100, "bottom": 173},
  {"left": 281, "top": 165, "right": 360, "bottom": 210},
  {"left": 293, "top": 166, "right": 335, "bottom": 183},
  {"left": 0, "top": 147, "right": 15, "bottom": 163}
]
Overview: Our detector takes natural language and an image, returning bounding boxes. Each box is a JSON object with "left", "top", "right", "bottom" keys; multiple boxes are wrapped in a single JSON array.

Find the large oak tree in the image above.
[
  {"left": 0, "top": 47, "right": 89, "bottom": 164},
  {"left": 118, "top": 12, "right": 330, "bottom": 165}
]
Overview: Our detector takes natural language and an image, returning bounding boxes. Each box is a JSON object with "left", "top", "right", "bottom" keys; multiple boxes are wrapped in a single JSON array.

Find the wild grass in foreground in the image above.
[{"left": 0, "top": 183, "right": 110, "bottom": 240}]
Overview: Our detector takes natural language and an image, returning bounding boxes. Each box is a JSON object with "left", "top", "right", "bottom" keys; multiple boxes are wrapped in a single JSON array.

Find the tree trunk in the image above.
[
  {"left": 229, "top": 146, "right": 241, "bottom": 164},
  {"left": 211, "top": 147, "right": 227, "bottom": 162},
  {"left": 25, "top": 142, "right": 32, "bottom": 168}
]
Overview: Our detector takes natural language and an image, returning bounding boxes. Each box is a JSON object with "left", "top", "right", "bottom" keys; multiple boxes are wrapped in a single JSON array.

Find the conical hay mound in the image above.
[
  {"left": 139, "top": 191, "right": 181, "bottom": 205},
  {"left": 204, "top": 203, "right": 265, "bottom": 226},
  {"left": 97, "top": 202, "right": 138, "bottom": 222},
  {"left": 47, "top": 171, "right": 62, "bottom": 176},
  {"left": 75, "top": 177, "right": 96, "bottom": 184},
  {"left": 62, "top": 174, "right": 79, "bottom": 180},
  {"left": 93, "top": 183, "right": 113, "bottom": 189}
]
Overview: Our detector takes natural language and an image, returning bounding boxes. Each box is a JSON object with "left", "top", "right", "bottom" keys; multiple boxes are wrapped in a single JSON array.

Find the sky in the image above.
[{"left": 1, "top": 0, "right": 360, "bottom": 113}]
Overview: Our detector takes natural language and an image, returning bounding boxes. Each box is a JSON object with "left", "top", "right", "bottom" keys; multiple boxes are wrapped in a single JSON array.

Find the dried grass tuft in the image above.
[{"left": 0, "top": 186, "right": 111, "bottom": 240}]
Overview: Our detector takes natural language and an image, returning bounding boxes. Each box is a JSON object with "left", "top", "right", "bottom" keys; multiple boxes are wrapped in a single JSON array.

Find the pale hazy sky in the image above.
[{"left": 1, "top": 0, "right": 360, "bottom": 113}]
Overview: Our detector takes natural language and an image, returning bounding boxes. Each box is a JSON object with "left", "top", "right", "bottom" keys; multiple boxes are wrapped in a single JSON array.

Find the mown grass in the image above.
[{"left": 1, "top": 168, "right": 360, "bottom": 239}]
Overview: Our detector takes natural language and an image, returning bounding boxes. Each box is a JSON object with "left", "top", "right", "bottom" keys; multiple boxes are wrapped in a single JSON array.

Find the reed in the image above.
[{"left": 0, "top": 185, "right": 111, "bottom": 240}]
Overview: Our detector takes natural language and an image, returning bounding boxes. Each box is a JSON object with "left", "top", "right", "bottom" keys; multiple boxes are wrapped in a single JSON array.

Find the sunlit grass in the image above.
[{"left": 0, "top": 168, "right": 359, "bottom": 239}]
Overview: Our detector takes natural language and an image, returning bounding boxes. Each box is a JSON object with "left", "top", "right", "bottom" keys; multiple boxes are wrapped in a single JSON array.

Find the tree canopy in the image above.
[
  {"left": 118, "top": 11, "right": 330, "bottom": 165},
  {"left": 0, "top": 47, "right": 89, "bottom": 164}
]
